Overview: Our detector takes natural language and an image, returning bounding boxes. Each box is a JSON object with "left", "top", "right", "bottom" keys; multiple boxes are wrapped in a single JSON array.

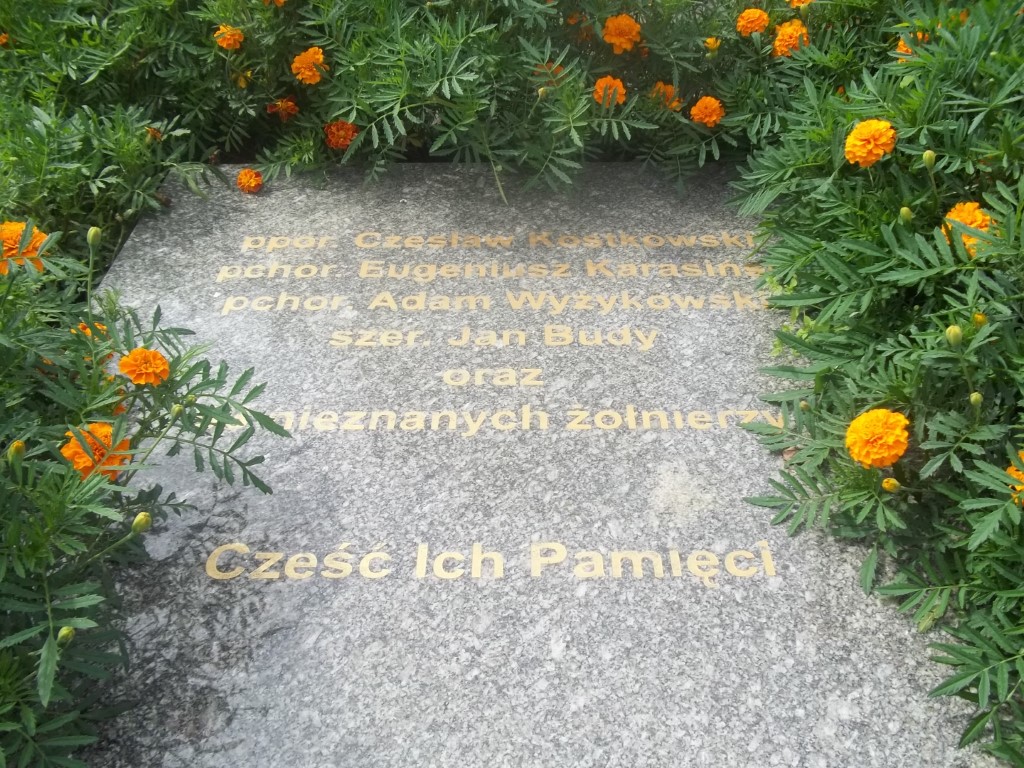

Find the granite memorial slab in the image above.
[{"left": 92, "top": 164, "right": 994, "bottom": 767}]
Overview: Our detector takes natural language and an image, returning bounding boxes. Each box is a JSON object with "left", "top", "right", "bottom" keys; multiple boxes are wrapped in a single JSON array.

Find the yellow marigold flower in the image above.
[
  {"left": 943, "top": 202, "right": 992, "bottom": 257},
  {"left": 690, "top": 95, "right": 725, "bottom": 128},
  {"left": 1007, "top": 450, "right": 1024, "bottom": 504},
  {"left": 650, "top": 81, "right": 682, "bottom": 111},
  {"left": 60, "top": 423, "right": 131, "bottom": 481},
  {"left": 882, "top": 478, "right": 901, "bottom": 492},
  {"left": 736, "top": 8, "right": 770, "bottom": 36},
  {"left": 0, "top": 221, "right": 47, "bottom": 275},
  {"left": 324, "top": 120, "right": 359, "bottom": 150},
  {"left": 593, "top": 76, "right": 626, "bottom": 107},
  {"left": 788, "top": 0, "right": 813, "bottom": 6},
  {"left": 602, "top": 14, "right": 641, "bottom": 54},
  {"left": 292, "top": 47, "right": 328, "bottom": 85},
  {"left": 846, "top": 408, "right": 910, "bottom": 469},
  {"left": 972, "top": 312, "right": 988, "bottom": 327},
  {"left": 7, "top": 440, "right": 25, "bottom": 463},
  {"left": 235, "top": 69, "right": 253, "bottom": 88},
  {"left": 705, "top": 37, "right": 721, "bottom": 51},
  {"left": 236, "top": 168, "right": 263, "bottom": 194},
  {"left": 844, "top": 119, "right": 896, "bottom": 168},
  {"left": 214, "top": 25, "right": 244, "bottom": 50},
  {"left": 119, "top": 347, "right": 170, "bottom": 386},
  {"left": 772, "top": 19, "right": 809, "bottom": 57}
]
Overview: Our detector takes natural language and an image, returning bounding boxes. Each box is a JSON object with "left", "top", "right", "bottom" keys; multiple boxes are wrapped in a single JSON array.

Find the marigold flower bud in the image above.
[
  {"left": 132, "top": 512, "right": 153, "bottom": 534},
  {"left": 945, "top": 324, "right": 963, "bottom": 347},
  {"left": 57, "top": 627, "right": 75, "bottom": 646},
  {"left": 185, "top": 394, "right": 197, "bottom": 405},
  {"left": 923, "top": 149, "right": 936, "bottom": 170},
  {"left": 969, "top": 392, "right": 983, "bottom": 408},
  {"left": 537, "top": 87, "right": 549, "bottom": 99},
  {"left": 972, "top": 312, "right": 987, "bottom": 327},
  {"left": 170, "top": 404, "right": 184, "bottom": 418},
  {"left": 87, "top": 227, "right": 102, "bottom": 248},
  {"left": 899, "top": 206, "right": 913, "bottom": 224},
  {"left": 799, "top": 400, "right": 811, "bottom": 411},
  {"left": 6, "top": 440, "right": 25, "bottom": 463},
  {"left": 882, "top": 478, "right": 901, "bottom": 493}
]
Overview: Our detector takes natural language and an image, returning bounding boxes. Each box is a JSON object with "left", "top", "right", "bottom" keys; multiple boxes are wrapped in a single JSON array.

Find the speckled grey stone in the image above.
[{"left": 90, "top": 164, "right": 998, "bottom": 768}]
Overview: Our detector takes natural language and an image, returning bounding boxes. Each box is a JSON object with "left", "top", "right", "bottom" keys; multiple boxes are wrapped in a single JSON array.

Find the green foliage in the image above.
[
  {"left": 0, "top": 232, "right": 286, "bottom": 764},
  {"left": 735, "top": 1, "right": 1024, "bottom": 762}
]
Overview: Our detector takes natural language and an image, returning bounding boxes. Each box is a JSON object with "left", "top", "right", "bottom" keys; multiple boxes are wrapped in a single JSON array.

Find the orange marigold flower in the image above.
[
  {"left": 60, "top": 423, "right": 131, "bottom": 481},
  {"left": 844, "top": 119, "right": 896, "bottom": 168},
  {"left": 705, "top": 37, "right": 721, "bottom": 51},
  {"left": 593, "top": 76, "right": 626, "bottom": 107},
  {"left": 71, "top": 321, "right": 108, "bottom": 337},
  {"left": 214, "top": 25, "right": 244, "bottom": 50},
  {"left": 119, "top": 347, "right": 170, "bottom": 386},
  {"left": 788, "top": 0, "right": 813, "bottom": 6},
  {"left": 292, "top": 47, "right": 328, "bottom": 85},
  {"left": 772, "top": 18, "right": 809, "bottom": 57},
  {"left": 690, "top": 95, "right": 725, "bottom": 128},
  {"left": 145, "top": 126, "right": 163, "bottom": 142},
  {"left": 1007, "top": 450, "right": 1024, "bottom": 504},
  {"left": 0, "top": 221, "right": 47, "bottom": 275},
  {"left": 736, "top": 8, "right": 770, "bottom": 36},
  {"left": 846, "top": 409, "right": 910, "bottom": 469},
  {"left": 236, "top": 168, "right": 263, "bottom": 194},
  {"left": 651, "top": 81, "right": 682, "bottom": 111},
  {"left": 267, "top": 95, "right": 299, "bottom": 121},
  {"left": 896, "top": 32, "right": 928, "bottom": 62},
  {"left": 943, "top": 202, "right": 992, "bottom": 257},
  {"left": 0, "top": 33, "right": 9, "bottom": 46},
  {"left": 324, "top": 120, "right": 359, "bottom": 150},
  {"left": 263, "top": 0, "right": 286, "bottom": 5},
  {"left": 602, "top": 14, "right": 641, "bottom": 54}
]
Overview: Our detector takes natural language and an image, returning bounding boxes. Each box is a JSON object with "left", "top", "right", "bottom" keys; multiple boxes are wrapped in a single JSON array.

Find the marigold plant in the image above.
[
  {"left": 943, "top": 201, "right": 992, "bottom": 257},
  {"left": 844, "top": 119, "right": 896, "bottom": 168},
  {"left": 1008, "top": 451, "right": 1024, "bottom": 503},
  {"left": 0, "top": 221, "right": 47, "bottom": 275},
  {"left": 736, "top": 9, "right": 770, "bottom": 36},
  {"left": 602, "top": 14, "right": 641, "bottom": 54},
  {"left": 213, "top": 25, "right": 243, "bottom": 50},
  {"left": 118, "top": 347, "right": 170, "bottom": 386},
  {"left": 291, "top": 47, "right": 327, "bottom": 85},
  {"left": 690, "top": 96, "right": 725, "bottom": 128},
  {"left": 59, "top": 423, "right": 132, "bottom": 481},
  {"left": 267, "top": 96, "right": 299, "bottom": 121},
  {"left": 651, "top": 82, "right": 682, "bottom": 111},
  {"left": 324, "top": 120, "right": 359, "bottom": 150},
  {"left": 845, "top": 409, "right": 910, "bottom": 469},
  {"left": 773, "top": 19, "right": 809, "bottom": 57},
  {"left": 593, "top": 76, "right": 625, "bottom": 107}
]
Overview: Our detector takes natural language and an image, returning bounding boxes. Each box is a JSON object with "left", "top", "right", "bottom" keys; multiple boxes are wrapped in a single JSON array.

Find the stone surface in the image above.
[{"left": 92, "top": 164, "right": 993, "bottom": 767}]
